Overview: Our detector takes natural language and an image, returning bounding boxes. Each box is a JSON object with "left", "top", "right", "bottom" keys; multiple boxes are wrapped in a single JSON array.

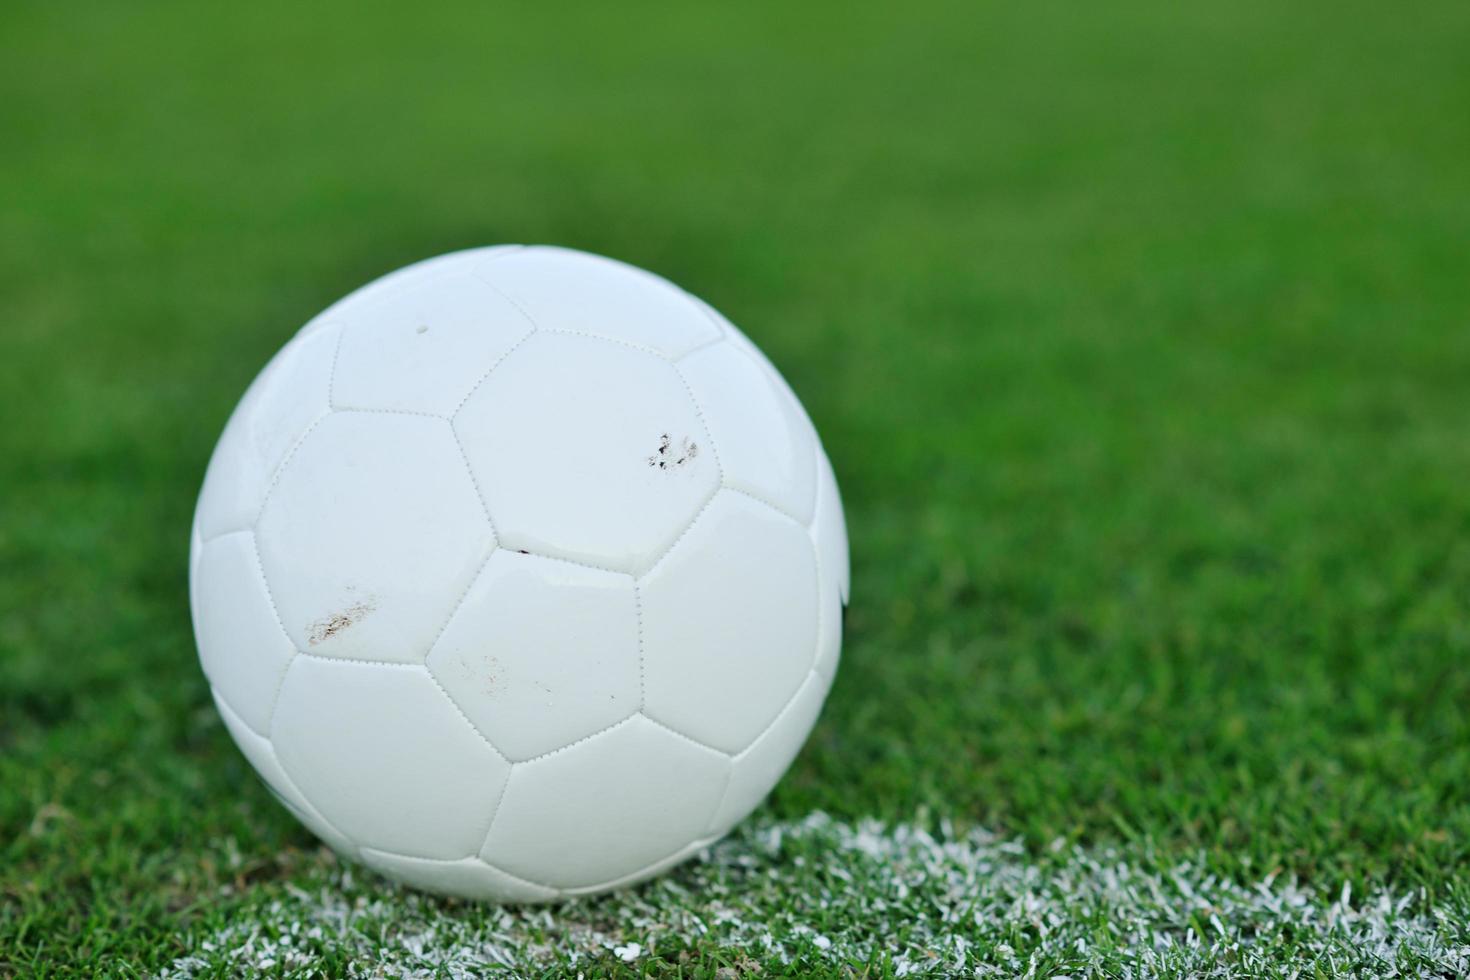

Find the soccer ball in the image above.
[{"left": 188, "top": 246, "right": 849, "bottom": 901}]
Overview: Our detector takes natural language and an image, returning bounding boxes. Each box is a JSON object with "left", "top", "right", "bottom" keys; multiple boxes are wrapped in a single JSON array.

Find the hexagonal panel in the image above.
[
  {"left": 706, "top": 670, "right": 830, "bottom": 836},
  {"left": 331, "top": 269, "right": 534, "bottom": 417},
  {"left": 477, "top": 246, "right": 719, "bottom": 358},
  {"left": 679, "top": 342, "right": 817, "bottom": 523},
  {"left": 481, "top": 716, "right": 728, "bottom": 888},
  {"left": 639, "top": 491, "right": 819, "bottom": 753},
  {"left": 359, "top": 849, "right": 557, "bottom": 903},
  {"left": 192, "top": 529, "right": 296, "bottom": 735},
  {"left": 455, "top": 331, "right": 717, "bottom": 573},
  {"left": 273, "top": 657, "right": 510, "bottom": 859},
  {"left": 256, "top": 412, "right": 494, "bottom": 663},
  {"left": 194, "top": 323, "right": 339, "bottom": 539},
  {"left": 211, "top": 689, "right": 357, "bottom": 857},
  {"left": 427, "top": 550, "right": 640, "bottom": 761}
]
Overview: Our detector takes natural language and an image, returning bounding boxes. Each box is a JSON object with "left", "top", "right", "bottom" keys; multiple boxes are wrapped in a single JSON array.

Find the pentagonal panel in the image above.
[
  {"left": 273, "top": 657, "right": 510, "bottom": 859},
  {"left": 331, "top": 270, "right": 534, "bottom": 416},
  {"left": 481, "top": 716, "right": 728, "bottom": 888},
  {"left": 192, "top": 529, "right": 296, "bottom": 735},
  {"left": 639, "top": 491, "right": 819, "bottom": 753},
  {"left": 211, "top": 690, "right": 357, "bottom": 857},
  {"left": 477, "top": 246, "right": 719, "bottom": 358},
  {"left": 455, "top": 332, "right": 717, "bottom": 573},
  {"left": 680, "top": 342, "right": 817, "bottom": 523},
  {"left": 360, "top": 850, "right": 557, "bottom": 903},
  {"left": 427, "top": 550, "right": 640, "bottom": 761},
  {"left": 256, "top": 412, "right": 494, "bottom": 663},
  {"left": 194, "top": 323, "right": 339, "bottom": 539},
  {"left": 707, "top": 671, "right": 829, "bottom": 836},
  {"left": 813, "top": 445, "right": 851, "bottom": 604}
]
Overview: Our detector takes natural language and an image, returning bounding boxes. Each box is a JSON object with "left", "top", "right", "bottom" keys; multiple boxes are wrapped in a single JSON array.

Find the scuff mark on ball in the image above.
[{"left": 307, "top": 596, "right": 378, "bottom": 645}]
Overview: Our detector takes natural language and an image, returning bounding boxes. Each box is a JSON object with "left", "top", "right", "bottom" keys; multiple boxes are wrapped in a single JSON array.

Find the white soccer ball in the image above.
[{"left": 189, "top": 245, "right": 849, "bottom": 901}]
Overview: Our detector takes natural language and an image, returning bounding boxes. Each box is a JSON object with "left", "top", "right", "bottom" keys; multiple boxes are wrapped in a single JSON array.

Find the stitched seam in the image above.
[
  {"left": 245, "top": 532, "right": 301, "bottom": 736},
  {"left": 331, "top": 405, "right": 450, "bottom": 421},
  {"left": 669, "top": 360, "right": 724, "bottom": 485},
  {"left": 562, "top": 835, "right": 714, "bottom": 895},
  {"left": 640, "top": 714, "right": 733, "bottom": 758},
  {"left": 704, "top": 668, "right": 821, "bottom": 838},
  {"left": 197, "top": 525, "right": 254, "bottom": 547},
  {"left": 633, "top": 581, "right": 646, "bottom": 710},
  {"left": 682, "top": 289, "right": 734, "bottom": 341},
  {"left": 445, "top": 270, "right": 541, "bottom": 420},
  {"left": 635, "top": 485, "right": 722, "bottom": 581},
  {"left": 359, "top": 847, "right": 555, "bottom": 898},
  {"left": 474, "top": 772, "right": 515, "bottom": 863},
  {"left": 478, "top": 857, "right": 563, "bottom": 895},
  {"left": 250, "top": 700, "right": 360, "bottom": 860},
  {"left": 536, "top": 326, "right": 672, "bottom": 361},
  {"left": 722, "top": 483, "right": 807, "bottom": 528},
  {"left": 705, "top": 761, "right": 738, "bottom": 837},
  {"left": 499, "top": 541, "right": 632, "bottom": 577},
  {"left": 213, "top": 681, "right": 355, "bottom": 854},
  {"left": 671, "top": 332, "right": 726, "bottom": 363},
  {"left": 420, "top": 547, "right": 509, "bottom": 760},
  {"left": 469, "top": 269, "right": 540, "bottom": 328},
  {"left": 449, "top": 422, "right": 498, "bottom": 536},
  {"left": 449, "top": 327, "right": 536, "bottom": 419},
  {"left": 510, "top": 713, "right": 637, "bottom": 765},
  {"left": 808, "top": 442, "right": 825, "bottom": 532},
  {"left": 293, "top": 650, "right": 427, "bottom": 668},
  {"left": 255, "top": 411, "right": 328, "bottom": 524},
  {"left": 737, "top": 667, "right": 820, "bottom": 763},
  {"left": 327, "top": 320, "right": 346, "bottom": 409},
  {"left": 424, "top": 665, "right": 509, "bottom": 763}
]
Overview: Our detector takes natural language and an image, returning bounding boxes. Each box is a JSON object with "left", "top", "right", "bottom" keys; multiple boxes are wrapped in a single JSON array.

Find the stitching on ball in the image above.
[
  {"left": 669, "top": 358, "right": 724, "bottom": 485},
  {"left": 640, "top": 714, "right": 733, "bottom": 758},
  {"left": 293, "top": 650, "right": 427, "bottom": 669},
  {"left": 326, "top": 319, "right": 346, "bottom": 409},
  {"left": 671, "top": 333, "right": 726, "bottom": 364},
  {"left": 721, "top": 484, "right": 806, "bottom": 527},
  {"left": 448, "top": 423, "right": 498, "bottom": 537},
  {"left": 510, "top": 713, "right": 638, "bottom": 766},
  {"left": 242, "top": 530, "right": 303, "bottom": 735},
  {"left": 331, "top": 405, "right": 451, "bottom": 421},
  {"left": 500, "top": 544, "right": 632, "bottom": 577},
  {"left": 536, "top": 326, "right": 672, "bottom": 361},
  {"left": 197, "top": 524, "right": 254, "bottom": 547},
  {"left": 634, "top": 484, "right": 722, "bottom": 582},
  {"left": 735, "top": 667, "right": 820, "bottom": 763},
  {"left": 448, "top": 328, "right": 537, "bottom": 420},
  {"left": 360, "top": 847, "right": 561, "bottom": 897},
  {"left": 254, "top": 411, "right": 328, "bottom": 526},
  {"left": 477, "top": 856, "right": 565, "bottom": 895},
  {"left": 633, "top": 580, "right": 646, "bottom": 710},
  {"left": 424, "top": 666, "right": 510, "bottom": 764}
]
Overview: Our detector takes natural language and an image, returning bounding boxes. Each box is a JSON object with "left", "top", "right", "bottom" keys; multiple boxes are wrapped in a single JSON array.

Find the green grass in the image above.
[{"left": 3, "top": 0, "right": 1470, "bottom": 974}]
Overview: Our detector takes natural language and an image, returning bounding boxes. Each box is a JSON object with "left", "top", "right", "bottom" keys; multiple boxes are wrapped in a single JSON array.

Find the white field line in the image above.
[{"left": 162, "top": 812, "right": 1470, "bottom": 978}]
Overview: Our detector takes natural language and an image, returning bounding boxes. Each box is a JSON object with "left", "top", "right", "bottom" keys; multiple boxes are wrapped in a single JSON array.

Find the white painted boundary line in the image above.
[{"left": 163, "top": 812, "right": 1470, "bottom": 977}]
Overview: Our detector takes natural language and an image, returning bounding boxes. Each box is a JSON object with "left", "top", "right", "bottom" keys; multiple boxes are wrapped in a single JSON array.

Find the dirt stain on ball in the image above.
[
  {"left": 648, "top": 433, "right": 698, "bottom": 471},
  {"left": 307, "top": 596, "right": 378, "bottom": 645}
]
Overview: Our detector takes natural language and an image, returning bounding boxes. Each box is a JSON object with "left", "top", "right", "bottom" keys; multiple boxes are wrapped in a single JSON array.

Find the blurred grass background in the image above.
[{"left": 3, "top": 0, "right": 1470, "bottom": 970}]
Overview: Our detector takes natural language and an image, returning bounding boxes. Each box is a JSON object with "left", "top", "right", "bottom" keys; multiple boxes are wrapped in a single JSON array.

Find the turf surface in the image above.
[{"left": 3, "top": 0, "right": 1469, "bottom": 974}]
